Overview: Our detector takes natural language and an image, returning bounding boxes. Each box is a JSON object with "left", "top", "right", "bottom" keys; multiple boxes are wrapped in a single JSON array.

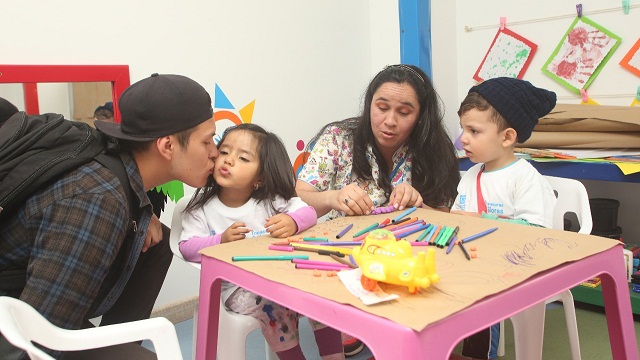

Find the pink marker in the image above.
[
  {"left": 268, "top": 245, "right": 294, "bottom": 252},
  {"left": 294, "top": 263, "right": 347, "bottom": 271},
  {"left": 292, "top": 258, "right": 350, "bottom": 268}
]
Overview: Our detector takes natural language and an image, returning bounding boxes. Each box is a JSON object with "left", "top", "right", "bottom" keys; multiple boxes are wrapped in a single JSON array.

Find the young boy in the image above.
[{"left": 450, "top": 77, "right": 558, "bottom": 359}]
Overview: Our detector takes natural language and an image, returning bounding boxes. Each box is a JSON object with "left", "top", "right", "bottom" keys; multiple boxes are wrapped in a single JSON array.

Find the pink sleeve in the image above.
[
  {"left": 178, "top": 234, "right": 223, "bottom": 263},
  {"left": 287, "top": 205, "right": 318, "bottom": 233}
]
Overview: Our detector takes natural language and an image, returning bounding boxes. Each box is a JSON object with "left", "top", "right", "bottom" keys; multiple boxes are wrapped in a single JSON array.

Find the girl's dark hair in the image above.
[
  {"left": 305, "top": 64, "right": 459, "bottom": 208},
  {"left": 186, "top": 123, "right": 296, "bottom": 212}
]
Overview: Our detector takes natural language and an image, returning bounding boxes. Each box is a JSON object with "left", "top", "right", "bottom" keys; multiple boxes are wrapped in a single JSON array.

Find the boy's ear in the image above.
[
  {"left": 156, "top": 136, "right": 174, "bottom": 160},
  {"left": 502, "top": 128, "right": 518, "bottom": 147}
]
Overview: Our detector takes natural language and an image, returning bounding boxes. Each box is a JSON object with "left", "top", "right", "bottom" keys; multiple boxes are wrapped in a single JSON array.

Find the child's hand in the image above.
[
  {"left": 450, "top": 210, "right": 481, "bottom": 217},
  {"left": 221, "top": 222, "right": 250, "bottom": 243},
  {"left": 265, "top": 214, "right": 298, "bottom": 238}
]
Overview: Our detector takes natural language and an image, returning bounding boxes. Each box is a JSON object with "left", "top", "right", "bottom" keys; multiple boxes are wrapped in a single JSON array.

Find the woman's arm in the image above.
[
  {"left": 295, "top": 180, "right": 339, "bottom": 217},
  {"left": 296, "top": 180, "right": 374, "bottom": 217}
]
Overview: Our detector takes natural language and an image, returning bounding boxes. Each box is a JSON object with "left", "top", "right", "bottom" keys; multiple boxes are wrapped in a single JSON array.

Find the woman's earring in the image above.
[{"left": 254, "top": 183, "right": 259, "bottom": 190}]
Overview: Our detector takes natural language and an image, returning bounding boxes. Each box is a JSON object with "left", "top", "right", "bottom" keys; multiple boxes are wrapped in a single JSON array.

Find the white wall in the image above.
[
  {"left": 431, "top": 1, "right": 640, "bottom": 245},
  {"left": 0, "top": 0, "right": 400, "bottom": 309}
]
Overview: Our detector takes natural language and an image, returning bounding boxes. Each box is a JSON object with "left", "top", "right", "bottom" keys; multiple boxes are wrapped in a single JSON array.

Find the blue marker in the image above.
[
  {"left": 391, "top": 206, "right": 417, "bottom": 223},
  {"left": 461, "top": 227, "right": 498, "bottom": 243}
]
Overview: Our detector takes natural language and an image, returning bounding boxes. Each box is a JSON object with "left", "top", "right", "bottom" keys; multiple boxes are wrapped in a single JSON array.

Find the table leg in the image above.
[
  {"left": 196, "top": 259, "right": 222, "bottom": 360},
  {"left": 600, "top": 247, "right": 639, "bottom": 360}
]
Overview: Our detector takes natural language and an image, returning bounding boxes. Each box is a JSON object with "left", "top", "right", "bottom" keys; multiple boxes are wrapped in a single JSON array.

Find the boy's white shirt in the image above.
[{"left": 452, "top": 159, "right": 556, "bottom": 228}]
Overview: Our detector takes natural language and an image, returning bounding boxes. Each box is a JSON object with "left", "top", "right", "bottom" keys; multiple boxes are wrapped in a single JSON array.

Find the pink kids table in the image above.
[{"left": 196, "top": 209, "right": 638, "bottom": 359}]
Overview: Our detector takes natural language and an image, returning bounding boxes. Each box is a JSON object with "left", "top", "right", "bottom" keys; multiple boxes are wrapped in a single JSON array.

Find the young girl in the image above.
[{"left": 179, "top": 123, "right": 344, "bottom": 360}]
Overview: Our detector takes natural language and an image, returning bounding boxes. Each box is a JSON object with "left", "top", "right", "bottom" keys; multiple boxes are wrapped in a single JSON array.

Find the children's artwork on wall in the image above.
[
  {"left": 542, "top": 16, "right": 621, "bottom": 94},
  {"left": 620, "top": 38, "right": 640, "bottom": 78},
  {"left": 212, "top": 83, "right": 255, "bottom": 143},
  {"left": 473, "top": 27, "right": 537, "bottom": 82}
]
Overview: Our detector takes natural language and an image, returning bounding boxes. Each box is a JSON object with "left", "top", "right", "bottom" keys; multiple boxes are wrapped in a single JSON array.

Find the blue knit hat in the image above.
[{"left": 469, "top": 77, "right": 556, "bottom": 143}]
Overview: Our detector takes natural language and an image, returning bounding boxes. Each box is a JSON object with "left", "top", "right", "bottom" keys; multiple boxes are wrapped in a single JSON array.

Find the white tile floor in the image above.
[{"left": 145, "top": 317, "right": 374, "bottom": 359}]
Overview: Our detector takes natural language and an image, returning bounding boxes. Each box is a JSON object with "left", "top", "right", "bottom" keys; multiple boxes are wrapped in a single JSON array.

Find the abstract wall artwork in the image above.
[
  {"left": 542, "top": 16, "right": 621, "bottom": 94},
  {"left": 620, "top": 37, "right": 640, "bottom": 78},
  {"left": 473, "top": 27, "right": 537, "bottom": 82}
]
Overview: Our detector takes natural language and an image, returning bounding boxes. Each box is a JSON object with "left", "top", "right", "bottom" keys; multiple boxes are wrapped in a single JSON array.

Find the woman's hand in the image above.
[
  {"left": 389, "top": 183, "right": 423, "bottom": 210},
  {"left": 338, "top": 183, "right": 375, "bottom": 216},
  {"left": 221, "top": 222, "right": 250, "bottom": 243},
  {"left": 265, "top": 214, "right": 297, "bottom": 238}
]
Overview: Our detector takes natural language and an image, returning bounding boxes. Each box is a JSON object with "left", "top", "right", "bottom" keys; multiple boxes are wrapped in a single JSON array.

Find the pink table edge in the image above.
[{"left": 196, "top": 245, "right": 638, "bottom": 359}]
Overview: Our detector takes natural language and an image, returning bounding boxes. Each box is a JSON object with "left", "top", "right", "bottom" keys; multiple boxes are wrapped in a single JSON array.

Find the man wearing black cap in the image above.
[
  {"left": 450, "top": 77, "right": 558, "bottom": 360},
  {"left": 0, "top": 74, "right": 219, "bottom": 359}
]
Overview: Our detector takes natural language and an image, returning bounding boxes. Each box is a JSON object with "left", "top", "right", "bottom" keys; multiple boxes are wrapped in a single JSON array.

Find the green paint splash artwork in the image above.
[
  {"left": 474, "top": 27, "right": 538, "bottom": 82},
  {"left": 155, "top": 180, "right": 184, "bottom": 202}
]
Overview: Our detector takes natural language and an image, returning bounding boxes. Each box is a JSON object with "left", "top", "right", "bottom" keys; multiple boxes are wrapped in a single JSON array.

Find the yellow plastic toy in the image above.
[{"left": 351, "top": 228, "right": 439, "bottom": 294}]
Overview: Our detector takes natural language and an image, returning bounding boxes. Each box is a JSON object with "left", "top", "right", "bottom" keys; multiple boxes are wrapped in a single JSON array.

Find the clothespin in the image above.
[
  {"left": 622, "top": 0, "right": 630, "bottom": 14},
  {"left": 500, "top": 17, "right": 506, "bottom": 30},
  {"left": 580, "top": 89, "right": 589, "bottom": 103},
  {"left": 576, "top": 3, "right": 583, "bottom": 17}
]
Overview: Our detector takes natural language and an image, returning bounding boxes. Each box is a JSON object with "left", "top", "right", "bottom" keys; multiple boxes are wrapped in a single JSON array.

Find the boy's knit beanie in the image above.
[{"left": 469, "top": 77, "right": 557, "bottom": 143}]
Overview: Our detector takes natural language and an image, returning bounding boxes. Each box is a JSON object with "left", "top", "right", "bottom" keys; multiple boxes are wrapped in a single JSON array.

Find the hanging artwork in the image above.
[
  {"left": 473, "top": 27, "right": 537, "bottom": 82},
  {"left": 620, "top": 38, "right": 640, "bottom": 78},
  {"left": 542, "top": 16, "right": 621, "bottom": 94}
]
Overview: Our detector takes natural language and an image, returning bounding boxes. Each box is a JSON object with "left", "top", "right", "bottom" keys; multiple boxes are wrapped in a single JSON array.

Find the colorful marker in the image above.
[
  {"left": 445, "top": 236, "right": 458, "bottom": 254},
  {"left": 232, "top": 255, "right": 309, "bottom": 262},
  {"left": 461, "top": 227, "right": 498, "bottom": 243},
  {"left": 294, "top": 263, "right": 347, "bottom": 271},
  {"left": 268, "top": 245, "right": 294, "bottom": 252},
  {"left": 352, "top": 222, "right": 379, "bottom": 237},
  {"left": 391, "top": 206, "right": 417, "bottom": 223},
  {"left": 458, "top": 241, "right": 471, "bottom": 261},
  {"left": 336, "top": 224, "right": 353, "bottom": 239},
  {"left": 303, "top": 237, "right": 329, "bottom": 242}
]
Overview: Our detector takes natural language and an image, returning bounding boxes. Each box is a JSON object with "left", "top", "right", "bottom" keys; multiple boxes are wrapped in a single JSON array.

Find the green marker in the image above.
[
  {"left": 232, "top": 255, "right": 309, "bottom": 262},
  {"left": 352, "top": 222, "right": 379, "bottom": 237},
  {"left": 302, "top": 237, "right": 329, "bottom": 242}
]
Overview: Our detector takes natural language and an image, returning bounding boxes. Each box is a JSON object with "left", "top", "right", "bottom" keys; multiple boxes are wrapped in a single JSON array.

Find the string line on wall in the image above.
[
  {"left": 464, "top": 4, "right": 640, "bottom": 32},
  {"left": 557, "top": 93, "right": 637, "bottom": 100}
]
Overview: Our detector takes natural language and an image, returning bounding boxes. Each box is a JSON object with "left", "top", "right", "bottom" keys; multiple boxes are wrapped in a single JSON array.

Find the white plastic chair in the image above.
[
  {"left": 497, "top": 175, "right": 589, "bottom": 359},
  {"left": 170, "top": 196, "right": 277, "bottom": 360},
  {"left": 0, "top": 296, "right": 182, "bottom": 360}
]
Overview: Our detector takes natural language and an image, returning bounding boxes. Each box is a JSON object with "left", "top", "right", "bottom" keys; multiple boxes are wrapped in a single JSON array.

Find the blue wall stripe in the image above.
[{"left": 398, "top": 0, "right": 432, "bottom": 78}]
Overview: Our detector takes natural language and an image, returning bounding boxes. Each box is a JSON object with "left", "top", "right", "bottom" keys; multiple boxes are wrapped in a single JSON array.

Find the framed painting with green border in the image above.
[{"left": 542, "top": 16, "right": 621, "bottom": 94}]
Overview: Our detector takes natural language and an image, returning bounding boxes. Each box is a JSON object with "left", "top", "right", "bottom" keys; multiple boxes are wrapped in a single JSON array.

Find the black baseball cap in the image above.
[{"left": 95, "top": 73, "right": 213, "bottom": 141}]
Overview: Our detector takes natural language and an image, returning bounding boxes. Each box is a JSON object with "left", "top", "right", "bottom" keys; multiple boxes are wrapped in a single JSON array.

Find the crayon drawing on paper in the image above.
[
  {"left": 542, "top": 16, "right": 621, "bottom": 94},
  {"left": 473, "top": 27, "right": 537, "bottom": 82}
]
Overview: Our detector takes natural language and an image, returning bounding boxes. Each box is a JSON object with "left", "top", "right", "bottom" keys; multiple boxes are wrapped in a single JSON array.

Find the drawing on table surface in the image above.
[{"left": 502, "top": 237, "right": 578, "bottom": 266}]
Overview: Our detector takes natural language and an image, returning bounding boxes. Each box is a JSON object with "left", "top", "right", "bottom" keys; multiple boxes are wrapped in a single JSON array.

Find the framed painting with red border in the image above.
[
  {"left": 473, "top": 27, "right": 538, "bottom": 82},
  {"left": 620, "top": 37, "right": 640, "bottom": 78}
]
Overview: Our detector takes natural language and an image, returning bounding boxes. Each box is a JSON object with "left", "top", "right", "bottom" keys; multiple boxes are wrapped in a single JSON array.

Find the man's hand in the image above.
[{"left": 142, "top": 214, "right": 163, "bottom": 252}]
